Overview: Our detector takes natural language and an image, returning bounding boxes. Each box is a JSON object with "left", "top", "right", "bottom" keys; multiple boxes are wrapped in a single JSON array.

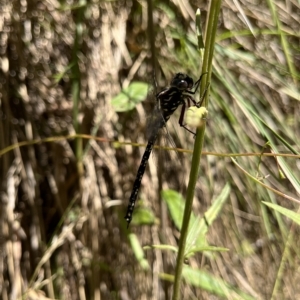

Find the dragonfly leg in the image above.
[
  {"left": 197, "top": 82, "right": 210, "bottom": 106},
  {"left": 187, "top": 72, "right": 208, "bottom": 95},
  {"left": 178, "top": 101, "right": 196, "bottom": 136}
]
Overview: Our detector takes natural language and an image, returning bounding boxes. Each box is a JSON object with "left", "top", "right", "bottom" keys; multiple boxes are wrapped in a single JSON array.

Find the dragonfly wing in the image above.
[{"left": 146, "top": 105, "right": 165, "bottom": 139}]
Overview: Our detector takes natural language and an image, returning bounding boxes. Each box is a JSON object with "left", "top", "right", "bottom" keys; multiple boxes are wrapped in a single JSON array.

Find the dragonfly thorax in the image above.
[{"left": 157, "top": 73, "right": 195, "bottom": 122}]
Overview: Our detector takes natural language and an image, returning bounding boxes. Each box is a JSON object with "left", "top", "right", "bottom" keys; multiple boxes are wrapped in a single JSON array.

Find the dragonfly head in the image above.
[{"left": 171, "top": 73, "right": 194, "bottom": 91}]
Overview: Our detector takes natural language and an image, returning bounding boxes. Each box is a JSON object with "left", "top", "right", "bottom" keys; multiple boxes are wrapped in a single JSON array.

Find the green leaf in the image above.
[
  {"left": 185, "top": 246, "right": 228, "bottom": 258},
  {"left": 262, "top": 202, "right": 300, "bottom": 225},
  {"left": 196, "top": 8, "right": 204, "bottom": 50},
  {"left": 187, "top": 184, "right": 231, "bottom": 254},
  {"left": 144, "top": 244, "right": 178, "bottom": 253},
  {"left": 182, "top": 266, "right": 256, "bottom": 300},
  {"left": 185, "top": 216, "right": 207, "bottom": 255},
  {"left": 128, "top": 233, "right": 149, "bottom": 270},
  {"left": 204, "top": 183, "right": 231, "bottom": 226},
  {"left": 162, "top": 190, "right": 187, "bottom": 230},
  {"left": 163, "top": 184, "right": 230, "bottom": 249},
  {"left": 111, "top": 82, "right": 149, "bottom": 112},
  {"left": 130, "top": 207, "right": 156, "bottom": 226}
]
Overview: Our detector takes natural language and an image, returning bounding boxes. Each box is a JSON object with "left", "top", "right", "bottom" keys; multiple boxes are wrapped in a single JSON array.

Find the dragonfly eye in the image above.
[
  {"left": 171, "top": 73, "right": 194, "bottom": 90},
  {"left": 188, "top": 80, "right": 194, "bottom": 89},
  {"left": 176, "top": 80, "right": 189, "bottom": 89}
]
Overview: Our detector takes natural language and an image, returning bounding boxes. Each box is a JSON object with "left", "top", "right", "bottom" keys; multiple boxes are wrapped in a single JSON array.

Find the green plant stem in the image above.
[
  {"left": 266, "top": 0, "right": 297, "bottom": 83},
  {"left": 172, "top": 1, "right": 222, "bottom": 299},
  {"left": 71, "top": 1, "right": 86, "bottom": 176}
]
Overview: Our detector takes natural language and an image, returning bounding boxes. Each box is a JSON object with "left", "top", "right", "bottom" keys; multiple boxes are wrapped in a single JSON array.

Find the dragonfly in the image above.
[{"left": 124, "top": 72, "right": 206, "bottom": 227}]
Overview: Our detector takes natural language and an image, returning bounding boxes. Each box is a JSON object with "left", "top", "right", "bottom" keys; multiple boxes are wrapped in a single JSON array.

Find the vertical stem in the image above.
[
  {"left": 147, "top": 0, "right": 158, "bottom": 75},
  {"left": 71, "top": 1, "right": 86, "bottom": 177},
  {"left": 172, "top": 1, "right": 222, "bottom": 299},
  {"left": 147, "top": 3, "right": 170, "bottom": 297},
  {"left": 266, "top": 0, "right": 297, "bottom": 83}
]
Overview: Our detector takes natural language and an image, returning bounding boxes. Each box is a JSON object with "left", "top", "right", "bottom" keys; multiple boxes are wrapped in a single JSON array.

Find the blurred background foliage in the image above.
[{"left": 0, "top": 0, "right": 299, "bottom": 299}]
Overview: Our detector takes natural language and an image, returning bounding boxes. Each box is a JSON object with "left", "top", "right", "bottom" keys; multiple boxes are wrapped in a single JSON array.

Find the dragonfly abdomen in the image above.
[{"left": 124, "top": 133, "right": 158, "bottom": 226}]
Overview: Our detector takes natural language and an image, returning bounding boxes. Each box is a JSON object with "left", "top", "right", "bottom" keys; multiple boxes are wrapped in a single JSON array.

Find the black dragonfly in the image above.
[{"left": 125, "top": 72, "right": 206, "bottom": 227}]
